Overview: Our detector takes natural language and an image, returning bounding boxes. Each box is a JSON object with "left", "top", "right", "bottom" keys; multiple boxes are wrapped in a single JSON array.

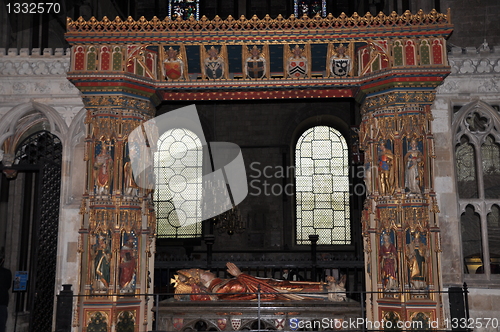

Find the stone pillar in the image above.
[
  {"left": 76, "top": 94, "right": 156, "bottom": 332},
  {"left": 359, "top": 90, "right": 443, "bottom": 328}
]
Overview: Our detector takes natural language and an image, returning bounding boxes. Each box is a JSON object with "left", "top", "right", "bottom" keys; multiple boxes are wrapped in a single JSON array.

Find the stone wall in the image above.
[
  {"left": 440, "top": 0, "right": 500, "bottom": 48},
  {"left": 0, "top": 48, "right": 85, "bottom": 332},
  {"left": 156, "top": 100, "right": 358, "bottom": 255},
  {"left": 434, "top": 46, "right": 500, "bottom": 322}
]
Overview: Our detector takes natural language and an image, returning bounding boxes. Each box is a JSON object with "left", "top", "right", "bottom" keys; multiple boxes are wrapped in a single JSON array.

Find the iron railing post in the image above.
[{"left": 55, "top": 284, "right": 73, "bottom": 332}]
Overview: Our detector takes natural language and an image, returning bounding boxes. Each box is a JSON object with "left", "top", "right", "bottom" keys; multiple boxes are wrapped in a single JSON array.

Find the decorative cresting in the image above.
[
  {"left": 66, "top": 10, "right": 450, "bottom": 33},
  {"left": 65, "top": 10, "right": 452, "bottom": 101},
  {"left": 359, "top": 90, "right": 443, "bottom": 328},
  {"left": 77, "top": 95, "right": 156, "bottom": 332}
]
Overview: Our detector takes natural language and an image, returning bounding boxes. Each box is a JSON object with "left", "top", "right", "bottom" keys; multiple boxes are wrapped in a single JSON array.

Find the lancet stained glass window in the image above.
[
  {"left": 169, "top": 0, "right": 200, "bottom": 20},
  {"left": 154, "top": 128, "right": 202, "bottom": 238},
  {"left": 295, "top": 126, "right": 350, "bottom": 245}
]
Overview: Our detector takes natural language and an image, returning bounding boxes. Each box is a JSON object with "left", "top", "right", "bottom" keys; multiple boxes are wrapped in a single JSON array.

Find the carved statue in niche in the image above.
[
  {"left": 287, "top": 44, "right": 308, "bottom": 78},
  {"left": 329, "top": 43, "right": 351, "bottom": 77},
  {"left": 379, "top": 232, "right": 398, "bottom": 291},
  {"left": 326, "top": 275, "right": 347, "bottom": 301},
  {"left": 123, "top": 156, "right": 139, "bottom": 197},
  {"left": 119, "top": 232, "right": 137, "bottom": 292},
  {"left": 172, "top": 262, "right": 344, "bottom": 301},
  {"left": 365, "top": 162, "right": 372, "bottom": 195},
  {"left": 93, "top": 143, "right": 113, "bottom": 195},
  {"left": 406, "top": 231, "right": 427, "bottom": 290},
  {"left": 93, "top": 233, "right": 111, "bottom": 291},
  {"left": 126, "top": 138, "right": 155, "bottom": 198},
  {"left": 377, "top": 141, "right": 395, "bottom": 196},
  {"left": 404, "top": 139, "right": 424, "bottom": 195}
]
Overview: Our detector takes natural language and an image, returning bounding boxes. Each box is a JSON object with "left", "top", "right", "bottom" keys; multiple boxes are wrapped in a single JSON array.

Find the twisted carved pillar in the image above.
[
  {"left": 76, "top": 95, "right": 156, "bottom": 332},
  {"left": 360, "top": 90, "right": 443, "bottom": 328}
]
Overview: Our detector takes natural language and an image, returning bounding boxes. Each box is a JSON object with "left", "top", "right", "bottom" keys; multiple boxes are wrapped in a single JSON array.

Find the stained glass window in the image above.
[
  {"left": 294, "top": 0, "right": 326, "bottom": 18},
  {"left": 169, "top": 0, "right": 200, "bottom": 20},
  {"left": 455, "top": 101, "right": 500, "bottom": 275},
  {"left": 461, "top": 205, "right": 483, "bottom": 274},
  {"left": 482, "top": 136, "right": 500, "bottom": 199},
  {"left": 154, "top": 128, "right": 203, "bottom": 238},
  {"left": 295, "top": 126, "right": 350, "bottom": 245},
  {"left": 487, "top": 205, "right": 500, "bottom": 269},
  {"left": 456, "top": 136, "right": 478, "bottom": 199}
]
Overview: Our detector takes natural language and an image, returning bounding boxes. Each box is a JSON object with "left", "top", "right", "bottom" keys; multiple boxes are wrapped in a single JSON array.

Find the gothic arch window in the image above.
[
  {"left": 454, "top": 101, "right": 500, "bottom": 276},
  {"left": 295, "top": 125, "right": 350, "bottom": 245},
  {"left": 154, "top": 128, "right": 203, "bottom": 238}
]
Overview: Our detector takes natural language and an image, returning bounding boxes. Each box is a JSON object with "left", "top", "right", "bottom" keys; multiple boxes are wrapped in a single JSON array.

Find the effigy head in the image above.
[{"left": 175, "top": 268, "right": 203, "bottom": 285}]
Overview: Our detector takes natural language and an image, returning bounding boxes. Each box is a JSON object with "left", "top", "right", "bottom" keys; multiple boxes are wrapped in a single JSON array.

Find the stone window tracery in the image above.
[
  {"left": 454, "top": 101, "right": 500, "bottom": 275},
  {"left": 295, "top": 126, "right": 350, "bottom": 245}
]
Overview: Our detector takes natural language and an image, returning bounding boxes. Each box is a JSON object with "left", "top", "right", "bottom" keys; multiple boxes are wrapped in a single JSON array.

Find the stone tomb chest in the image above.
[{"left": 155, "top": 299, "right": 362, "bottom": 331}]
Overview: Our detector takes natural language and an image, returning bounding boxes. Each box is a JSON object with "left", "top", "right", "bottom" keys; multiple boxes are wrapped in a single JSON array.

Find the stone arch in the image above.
[
  {"left": 0, "top": 101, "right": 68, "bottom": 161},
  {"left": 281, "top": 106, "right": 351, "bottom": 151}
]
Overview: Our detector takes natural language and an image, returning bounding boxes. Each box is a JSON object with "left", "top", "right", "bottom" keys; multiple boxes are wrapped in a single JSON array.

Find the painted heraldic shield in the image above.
[
  {"left": 164, "top": 60, "right": 183, "bottom": 80},
  {"left": 246, "top": 58, "right": 265, "bottom": 79},
  {"left": 331, "top": 57, "right": 350, "bottom": 77},
  {"left": 288, "top": 58, "right": 307, "bottom": 78},
  {"left": 205, "top": 58, "right": 224, "bottom": 79}
]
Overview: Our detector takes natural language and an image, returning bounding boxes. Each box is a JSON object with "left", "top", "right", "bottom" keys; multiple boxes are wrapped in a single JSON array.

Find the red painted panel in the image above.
[
  {"left": 432, "top": 39, "right": 443, "bottom": 65},
  {"left": 405, "top": 40, "right": 415, "bottom": 66}
]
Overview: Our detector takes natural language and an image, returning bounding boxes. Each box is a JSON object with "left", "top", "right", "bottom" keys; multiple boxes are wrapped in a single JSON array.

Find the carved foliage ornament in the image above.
[{"left": 66, "top": 10, "right": 450, "bottom": 33}]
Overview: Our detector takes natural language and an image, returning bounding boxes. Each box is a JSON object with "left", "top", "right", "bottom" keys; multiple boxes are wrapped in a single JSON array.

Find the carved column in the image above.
[
  {"left": 360, "top": 90, "right": 443, "bottom": 328},
  {"left": 76, "top": 95, "right": 156, "bottom": 332}
]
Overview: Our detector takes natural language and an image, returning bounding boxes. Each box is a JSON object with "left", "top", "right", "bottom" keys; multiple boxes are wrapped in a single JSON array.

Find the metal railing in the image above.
[{"left": 55, "top": 284, "right": 471, "bottom": 332}]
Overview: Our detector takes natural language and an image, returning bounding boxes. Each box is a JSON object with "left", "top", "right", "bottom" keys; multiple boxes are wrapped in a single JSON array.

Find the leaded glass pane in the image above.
[
  {"left": 312, "top": 140, "right": 331, "bottom": 159},
  {"left": 488, "top": 205, "right": 500, "bottom": 273},
  {"left": 154, "top": 128, "right": 202, "bottom": 238},
  {"left": 481, "top": 136, "right": 500, "bottom": 199},
  {"left": 300, "top": 158, "right": 313, "bottom": 175},
  {"left": 314, "top": 159, "right": 330, "bottom": 173},
  {"left": 295, "top": 126, "right": 350, "bottom": 245},
  {"left": 461, "top": 205, "right": 483, "bottom": 274},
  {"left": 456, "top": 136, "right": 478, "bottom": 199},
  {"left": 300, "top": 142, "right": 312, "bottom": 158}
]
